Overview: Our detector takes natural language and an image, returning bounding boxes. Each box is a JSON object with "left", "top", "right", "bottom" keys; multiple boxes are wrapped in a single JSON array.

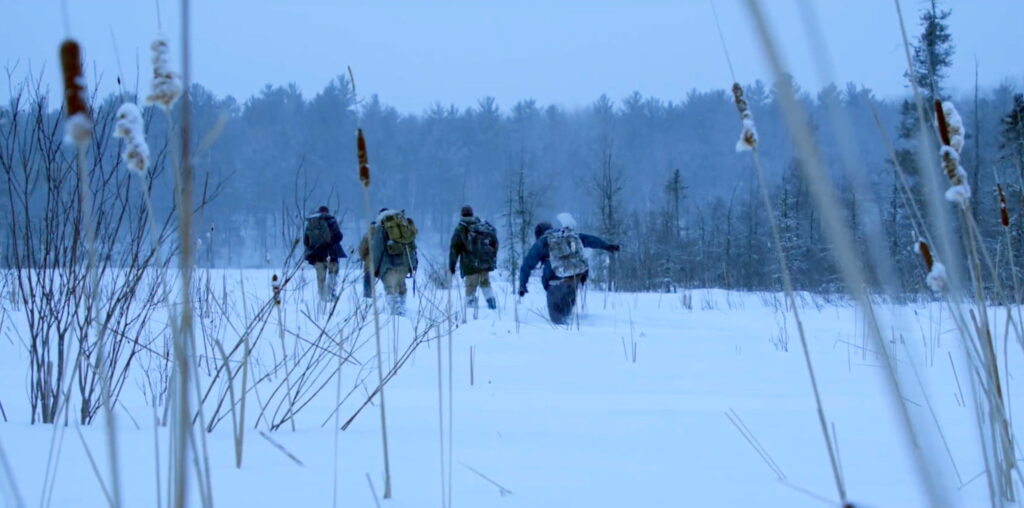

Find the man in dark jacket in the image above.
[
  {"left": 518, "top": 213, "right": 620, "bottom": 324},
  {"left": 304, "top": 205, "right": 346, "bottom": 301},
  {"left": 449, "top": 205, "right": 498, "bottom": 313}
]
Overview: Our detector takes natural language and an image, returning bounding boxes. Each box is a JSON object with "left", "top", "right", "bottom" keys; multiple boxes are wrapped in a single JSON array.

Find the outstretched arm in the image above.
[{"left": 580, "top": 233, "right": 619, "bottom": 252}]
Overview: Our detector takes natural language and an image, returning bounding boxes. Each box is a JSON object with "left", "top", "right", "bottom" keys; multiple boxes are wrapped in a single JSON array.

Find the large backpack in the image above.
[
  {"left": 380, "top": 210, "right": 418, "bottom": 256},
  {"left": 463, "top": 220, "right": 498, "bottom": 272},
  {"left": 546, "top": 228, "right": 588, "bottom": 277},
  {"left": 305, "top": 214, "right": 333, "bottom": 250}
]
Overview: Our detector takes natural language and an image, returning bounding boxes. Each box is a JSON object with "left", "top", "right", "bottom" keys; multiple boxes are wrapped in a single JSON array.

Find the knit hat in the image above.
[
  {"left": 461, "top": 205, "right": 474, "bottom": 217},
  {"left": 534, "top": 221, "right": 553, "bottom": 239}
]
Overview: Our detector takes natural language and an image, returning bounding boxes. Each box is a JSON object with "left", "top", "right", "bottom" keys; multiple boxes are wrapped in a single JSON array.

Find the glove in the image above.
[
  {"left": 608, "top": 244, "right": 621, "bottom": 253},
  {"left": 517, "top": 287, "right": 527, "bottom": 297}
]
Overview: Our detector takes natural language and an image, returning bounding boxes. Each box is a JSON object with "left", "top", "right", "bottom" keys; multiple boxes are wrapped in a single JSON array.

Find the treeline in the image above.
[{"left": 2, "top": 73, "right": 1023, "bottom": 294}]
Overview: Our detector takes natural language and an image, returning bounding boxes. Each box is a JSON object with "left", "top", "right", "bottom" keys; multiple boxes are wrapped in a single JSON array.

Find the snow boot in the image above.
[
  {"left": 486, "top": 297, "right": 497, "bottom": 310},
  {"left": 387, "top": 293, "right": 407, "bottom": 316}
]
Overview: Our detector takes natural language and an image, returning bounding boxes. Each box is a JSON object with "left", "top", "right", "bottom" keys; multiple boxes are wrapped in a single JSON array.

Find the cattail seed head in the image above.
[
  {"left": 941, "top": 146, "right": 971, "bottom": 204},
  {"left": 998, "top": 184, "right": 1010, "bottom": 227},
  {"left": 113, "top": 103, "right": 150, "bottom": 174},
  {"left": 732, "top": 83, "right": 758, "bottom": 152},
  {"left": 941, "top": 101, "right": 965, "bottom": 153},
  {"left": 934, "top": 100, "right": 950, "bottom": 147},
  {"left": 357, "top": 128, "right": 370, "bottom": 188},
  {"left": 916, "top": 240, "right": 934, "bottom": 271},
  {"left": 60, "top": 39, "right": 92, "bottom": 145},
  {"left": 935, "top": 99, "right": 970, "bottom": 204},
  {"left": 145, "top": 35, "right": 183, "bottom": 109},
  {"left": 915, "top": 240, "right": 947, "bottom": 292}
]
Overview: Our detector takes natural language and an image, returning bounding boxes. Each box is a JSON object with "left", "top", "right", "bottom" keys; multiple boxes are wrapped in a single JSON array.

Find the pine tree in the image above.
[
  {"left": 898, "top": 1, "right": 955, "bottom": 141},
  {"left": 1001, "top": 94, "right": 1024, "bottom": 178},
  {"left": 910, "top": 1, "right": 955, "bottom": 105}
]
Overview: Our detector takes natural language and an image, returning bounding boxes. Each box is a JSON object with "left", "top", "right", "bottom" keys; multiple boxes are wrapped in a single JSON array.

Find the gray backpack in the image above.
[
  {"left": 546, "top": 228, "right": 588, "bottom": 277},
  {"left": 305, "top": 215, "right": 332, "bottom": 249}
]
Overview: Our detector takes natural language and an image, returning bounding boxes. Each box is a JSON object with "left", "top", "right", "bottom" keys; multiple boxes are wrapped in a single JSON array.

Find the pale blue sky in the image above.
[{"left": 1, "top": 0, "right": 1021, "bottom": 112}]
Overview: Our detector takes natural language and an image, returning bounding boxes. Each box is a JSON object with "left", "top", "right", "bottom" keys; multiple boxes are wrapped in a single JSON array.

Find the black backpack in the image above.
[
  {"left": 305, "top": 214, "right": 333, "bottom": 249},
  {"left": 464, "top": 220, "right": 498, "bottom": 272}
]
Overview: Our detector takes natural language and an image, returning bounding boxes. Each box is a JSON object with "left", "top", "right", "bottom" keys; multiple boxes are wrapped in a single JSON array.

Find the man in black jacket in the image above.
[{"left": 304, "top": 205, "right": 346, "bottom": 301}]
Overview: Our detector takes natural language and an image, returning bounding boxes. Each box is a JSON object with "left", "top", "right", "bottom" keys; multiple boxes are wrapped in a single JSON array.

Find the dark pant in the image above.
[{"left": 545, "top": 276, "right": 580, "bottom": 324}]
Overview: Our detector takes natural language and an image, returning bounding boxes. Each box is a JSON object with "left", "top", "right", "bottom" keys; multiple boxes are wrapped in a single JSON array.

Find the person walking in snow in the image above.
[
  {"left": 518, "top": 213, "right": 620, "bottom": 324},
  {"left": 449, "top": 205, "right": 499, "bottom": 315},
  {"left": 366, "top": 208, "right": 419, "bottom": 316},
  {"left": 303, "top": 205, "right": 347, "bottom": 301}
]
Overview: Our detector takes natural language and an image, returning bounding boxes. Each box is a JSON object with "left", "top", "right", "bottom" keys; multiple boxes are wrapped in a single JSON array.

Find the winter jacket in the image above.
[
  {"left": 449, "top": 216, "right": 498, "bottom": 277},
  {"left": 303, "top": 213, "right": 346, "bottom": 265},
  {"left": 518, "top": 231, "right": 613, "bottom": 292},
  {"left": 368, "top": 211, "right": 418, "bottom": 277}
]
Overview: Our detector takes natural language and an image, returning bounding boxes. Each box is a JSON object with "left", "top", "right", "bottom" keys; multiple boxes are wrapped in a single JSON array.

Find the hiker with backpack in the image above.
[
  {"left": 367, "top": 208, "right": 419, "bottom": 316},
  {"left": 303, "top": 205, "right": 347, "bottom": 302},
  {"left": 517, "top": 213, "right": 620, "bottom": 324},
  {"left": 449, "top": 205, "right": 499, "bottom": 314}
]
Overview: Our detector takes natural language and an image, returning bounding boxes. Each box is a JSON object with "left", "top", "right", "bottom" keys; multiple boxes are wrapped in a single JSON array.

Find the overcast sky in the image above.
[{"left": 2, "top": 0, "right": 1021, "bottom": 113}]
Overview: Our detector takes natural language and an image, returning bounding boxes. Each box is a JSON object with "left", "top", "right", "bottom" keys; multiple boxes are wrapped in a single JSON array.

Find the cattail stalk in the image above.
[
  {"left": 746, "top": 1, "right": 949, "bottom": 504},
  {"left": 61, "top": 37, "right": 125, "bottom": 508},
  {"left": 357, "top": 121, "right": 393, "bottom": 499},
  {"left": 729, "top": 82, "right": 847, "bottom": 505}
]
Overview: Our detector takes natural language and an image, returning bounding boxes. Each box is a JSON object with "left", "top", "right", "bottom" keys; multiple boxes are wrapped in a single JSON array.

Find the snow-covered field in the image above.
[{"left": 0, "top": 267, "right": 1016, "bottom": 507}]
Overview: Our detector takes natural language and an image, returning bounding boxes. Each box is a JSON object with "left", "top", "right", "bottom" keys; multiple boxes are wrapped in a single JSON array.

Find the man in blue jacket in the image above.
[{"left": 518, "top": 213, "right": 620, "bottom": 324}]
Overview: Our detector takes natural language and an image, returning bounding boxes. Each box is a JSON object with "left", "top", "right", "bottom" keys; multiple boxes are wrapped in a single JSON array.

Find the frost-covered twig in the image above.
[{"left": 258, "top": 431, "right": 304, "bottom": 467}]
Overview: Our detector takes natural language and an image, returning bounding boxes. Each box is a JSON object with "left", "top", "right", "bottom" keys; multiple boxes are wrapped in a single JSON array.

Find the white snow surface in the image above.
[{"left": 0, "top": 268, "right": 1014, "bottom": 507}]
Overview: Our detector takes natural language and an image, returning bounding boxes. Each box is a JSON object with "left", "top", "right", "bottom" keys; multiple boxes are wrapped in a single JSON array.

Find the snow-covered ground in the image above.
[{"left": 0, "top": 267, "right": 1016, "bottom": 507}]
